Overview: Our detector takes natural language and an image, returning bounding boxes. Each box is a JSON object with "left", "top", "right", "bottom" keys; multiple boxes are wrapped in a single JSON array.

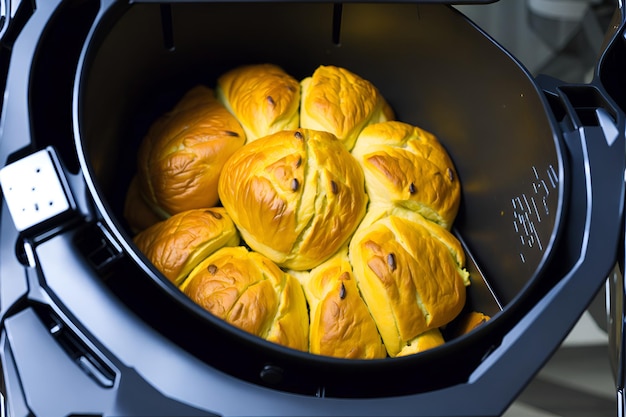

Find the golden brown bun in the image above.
[
  {"left": 300, "top": 65, "right": 394, "bottom": 151},
  {"left": 348, "top": 207, "right": 469, "bottom": 357},
  {"left": 133, "top": 208, "right": 240, "bottom": 286},
  {"left": 294, "top": 248, "right": 386, "bottom": 359},
  {"left": 137, "top": 85, "right": 246, "bottom": 217},
  {"left": 180, "top": 246, "right": 309, "bottom": 351},
  {"left": 454, "top": 311, "right": 491, "bottom": 337},
  {"left": 396, "top": 329, "right": 445, "bottom": 357},
  {"left": 351, "top": 121, "right": 461, "bottom": 229},
  {"left": 218, "top": 128, "right": 368, "bottom": 271},
  {"left": 123, "top": 175, "right": 165, "bottom": 233},
  {"left": 216, "top": 64, "right": 300, "bottom": 143}
]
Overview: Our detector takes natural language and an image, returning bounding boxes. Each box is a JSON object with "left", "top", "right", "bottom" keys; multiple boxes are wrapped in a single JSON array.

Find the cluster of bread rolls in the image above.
[{"left": 126, "top": 63, "right": 484, "bottom": 359}]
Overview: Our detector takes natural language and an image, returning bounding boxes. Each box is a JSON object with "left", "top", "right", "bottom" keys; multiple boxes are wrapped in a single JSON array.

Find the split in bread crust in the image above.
[{"left": 218, "top": 128, "right": 368, "bottom": 271}]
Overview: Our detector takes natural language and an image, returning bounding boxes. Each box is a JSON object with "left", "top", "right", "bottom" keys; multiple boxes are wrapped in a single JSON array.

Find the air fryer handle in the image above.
[
  {"left": 541, "top": 75, "right": 624, "bottom": 267},
  {"left": 556, "top": 82, "right": 625, "bottom": 281},
  {"left": 537, "top": 74, "right": 625, "bottom": 309}
]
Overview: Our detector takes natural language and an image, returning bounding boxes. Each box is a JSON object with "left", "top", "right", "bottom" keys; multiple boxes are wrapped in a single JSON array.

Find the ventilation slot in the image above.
[
  {"left": 74, "top": 222, "right": 124, "bottom": 275},
  {"left": 35, "top": 305, "right": 117, "bottom": 389}
]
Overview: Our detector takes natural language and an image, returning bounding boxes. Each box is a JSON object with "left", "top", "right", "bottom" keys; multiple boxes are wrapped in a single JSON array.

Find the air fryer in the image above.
[{"left": 0, "top": 0, "right": 624, "bottom": 416}]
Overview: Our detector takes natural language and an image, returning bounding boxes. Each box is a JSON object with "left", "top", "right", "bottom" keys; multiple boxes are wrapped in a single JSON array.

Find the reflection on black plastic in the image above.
[{"left": 35, "top": 305, "right": 116, "bottom": 389}]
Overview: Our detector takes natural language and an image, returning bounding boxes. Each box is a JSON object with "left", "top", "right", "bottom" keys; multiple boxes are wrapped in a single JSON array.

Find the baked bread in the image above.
[
  {"left": 133, "top": 208, "right": 240, "bottom": 286},
  {"left": 128, "top": 64, "right": 469, "bottom": 360},
  {"left": 294, "top": 248, "right": 386, "bottom": 359},
  {"left": 396, "top": 329, "right": 445, "bottom": 357},
  {"left": 137, "top": 85, "right": 246, "bottom": 217},
  {"left": 216, "top": 63, "right": 300, "bottom": 142},
  {"left": 351, "top": 121, "right": 461, "bottom": 229},
  {"left": 123, "top": 175, "right": 164, "bottom": 233},
  {"left": 300, "top": 65, "right": 395, "bottom": 151},
  {"left": 180, "top": 246, "right": 309, "bottom": 351},
  {"left": 452, "top": 311, "right": 491, "bottom": 337},
  {"left": 218, "top": 128, "right": 368, "bottom": 271},
  {"left": 348, "top": 207, "right": 469, "bottom": 357}
]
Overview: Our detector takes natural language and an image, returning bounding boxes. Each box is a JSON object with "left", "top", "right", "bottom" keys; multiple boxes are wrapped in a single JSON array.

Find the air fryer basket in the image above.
[
  {"left": 1, "top": 0, "right": 624, "bottom": 413},
  {"left": 75, "top": 0, "right": 568, "bottom": 396}
]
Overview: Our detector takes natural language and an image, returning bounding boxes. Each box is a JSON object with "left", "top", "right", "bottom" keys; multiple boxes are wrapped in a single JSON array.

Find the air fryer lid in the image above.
[{"left": 76, "top": 1, "right": 566, "bottom": 397}]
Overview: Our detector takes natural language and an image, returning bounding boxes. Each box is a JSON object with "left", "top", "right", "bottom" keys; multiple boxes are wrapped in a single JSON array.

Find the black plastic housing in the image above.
[{"left": 0, "top": 0, "right": 624, "bottom": 416}]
